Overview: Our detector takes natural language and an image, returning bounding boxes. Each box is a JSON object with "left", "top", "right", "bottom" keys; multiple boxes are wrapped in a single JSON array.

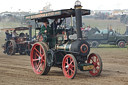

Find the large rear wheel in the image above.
[
  {"left": 62, "top": 54, "right": 77, "bottom": 79},
  {"left": 6, "top": 40, "right": 16, "bottom": 55},
  {"left": 30, "top": 42, "right": 50, "bottom": 75},
  {"left": 87, "top": 53, "right": 102, "bottom": 76}
]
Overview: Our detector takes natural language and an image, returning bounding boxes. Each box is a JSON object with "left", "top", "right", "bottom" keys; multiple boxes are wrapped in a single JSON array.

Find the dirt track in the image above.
[{"left": 0, "top": 48, "right": 128, "bottom": 85}]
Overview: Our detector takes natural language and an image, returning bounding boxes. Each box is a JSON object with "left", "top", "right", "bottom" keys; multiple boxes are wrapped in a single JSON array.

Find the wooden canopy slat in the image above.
[{"left": 25, "top": 9, "right": 90, "bottom": 20}]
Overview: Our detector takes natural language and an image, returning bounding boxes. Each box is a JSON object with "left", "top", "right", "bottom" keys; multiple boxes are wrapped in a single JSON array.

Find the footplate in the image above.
[{"left": 78, "top": 63, "right": 94, "bottom": 71}]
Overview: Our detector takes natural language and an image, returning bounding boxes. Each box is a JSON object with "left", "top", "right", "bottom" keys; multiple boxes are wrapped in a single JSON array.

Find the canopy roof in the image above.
[
  {"left": 0, "top": 27, "right": 29, "bottom": 31},
  {"left": 25, "top": 9, "right": 90, "bottom": 20}
]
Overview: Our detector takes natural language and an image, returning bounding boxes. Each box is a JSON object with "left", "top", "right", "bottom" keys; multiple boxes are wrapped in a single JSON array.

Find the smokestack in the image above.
[{"left": 74, "top": 0, "right": 82, "bottom": 39}]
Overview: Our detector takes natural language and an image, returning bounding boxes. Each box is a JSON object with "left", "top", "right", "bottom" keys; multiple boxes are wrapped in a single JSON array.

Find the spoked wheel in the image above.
[
  {"left": 6, "top": 40, "right": 16, "bottom": 55},
  {"left": 62, "top": 54, "right": 77, "bottom": 79},
  {"left": 30, "top": 42, "right": 50, "bottom": 75},
  {"left": 91, "top": 41, "right": 99, "bottom": 48},
  {"left": 118, "top": 41, "right": 126, "bottom": 48},
  {"left": 87, "top": 53, "right": 102, "bottom": 76}
]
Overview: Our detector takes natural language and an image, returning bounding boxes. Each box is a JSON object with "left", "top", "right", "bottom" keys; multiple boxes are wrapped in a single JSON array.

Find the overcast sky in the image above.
[{"left": 0, "top": 0, "right": 128, "bottom": 12}]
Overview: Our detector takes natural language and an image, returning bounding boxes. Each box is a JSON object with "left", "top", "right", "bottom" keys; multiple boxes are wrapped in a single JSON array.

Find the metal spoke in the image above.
[
  {"left": 36, "top": 53, "right": 40, "bottom": 57},
  {"left": 41, "top": 53, "right": 45, "bottom": 58},
  {"left": 37, "top": 63, "right": 42, "bottom": 72},
  {"left": 10, "top": 42, "right": 12, "bottom": 46},
  {"left": 91, "top": 57, "right": 95, "bottom": 63},
  {"left": 69, "top": 68, "right": 74, "bottom": 74},
  {"left": 69, "top": 58, "right": 73, "bottom": 65},
  {"left": 95, "top": 68, "right": 98, "bottom": 73},
  {"left": 67, "top": 69, "right": 69, "bottom": 75},
  {"left": 34, "top": 48, "right": 40, "bottom": 54},
  {"left": 33, "top": 59, "right": 39, "bottom": 62},
  {"left": 97, "top": 65, "right": 100, "bottom": 67},
  {"left": 96, "top": 57, "right": 99, "bottom": 63},
  {"left": 66, "top": 59, "right": 69, "bottom": 65}
]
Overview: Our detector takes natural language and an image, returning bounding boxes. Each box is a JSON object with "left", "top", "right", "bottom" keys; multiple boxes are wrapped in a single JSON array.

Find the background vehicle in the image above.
[
  {"left": 25, "top": 1, "right": 102, "bottom": 79},
  {"left": 1, "top": 27, "right": 33, "bottom": 55},
  {"left": 82, "top": 27, "right": 128, "bottom": 48}
]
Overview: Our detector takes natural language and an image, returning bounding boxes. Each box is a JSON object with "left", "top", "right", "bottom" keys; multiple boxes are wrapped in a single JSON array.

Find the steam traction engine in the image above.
[
  {"left": 25, "top": 0, "right": 102, "bottom": 79},
  {"left": 1, "top": 27, "right": 32, "bottom": 55}
]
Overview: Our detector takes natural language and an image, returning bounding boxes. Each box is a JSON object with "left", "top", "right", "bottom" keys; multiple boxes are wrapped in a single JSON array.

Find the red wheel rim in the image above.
[
  {"left": 87, "top": 53, "right": 102, "bottom": 76},
  {"left": 62, "top": 54, "right": 76, "bottom": 79},
  {"left": 30, "top": 43, "right": 46, "bottom": 74},
  {"left": 119, "top": 42, "right": 125, "bottom": 48}
]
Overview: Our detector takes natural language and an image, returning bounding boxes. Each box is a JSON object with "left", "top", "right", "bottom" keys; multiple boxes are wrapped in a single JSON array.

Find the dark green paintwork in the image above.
[{"left": 83, "top": 28, "right": 128, "bottom": 47}]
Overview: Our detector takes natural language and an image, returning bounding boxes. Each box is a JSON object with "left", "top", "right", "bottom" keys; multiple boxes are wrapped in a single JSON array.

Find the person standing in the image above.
[
  {"left": 12, "top": 30, "right": 18, "bottom": 38},
  {"left": 51, "top": 18, "right": 63, "bottom": 35},
  {"left": 50, "top": 18, "right": 64, "bottom": 48},
  {"left": 40, "top": 19, "right": 52, "bottom": 43},
  {"left": 5, "top": 30, "right": 10, "bottom": 40}
]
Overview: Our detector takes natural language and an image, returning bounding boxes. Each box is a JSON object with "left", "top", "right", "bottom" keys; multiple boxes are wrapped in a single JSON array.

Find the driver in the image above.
[{"left": 40, "top": 19, "right": 52, "bottom": 44}]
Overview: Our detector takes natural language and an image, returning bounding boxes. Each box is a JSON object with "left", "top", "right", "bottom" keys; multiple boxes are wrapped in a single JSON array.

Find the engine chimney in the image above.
[{"left": 74, "top": 0, "right": 82, "bottom": 39}]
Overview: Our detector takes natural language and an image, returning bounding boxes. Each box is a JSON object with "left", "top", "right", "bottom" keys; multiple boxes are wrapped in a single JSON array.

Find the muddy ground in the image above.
[{"left": 0, "top": 47, "right": 128, "bottom": 85}]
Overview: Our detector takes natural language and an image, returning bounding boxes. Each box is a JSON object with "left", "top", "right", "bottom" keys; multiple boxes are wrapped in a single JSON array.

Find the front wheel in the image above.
[
  {"left": 30, "top": 42, "right": 50, "bottom": 75},
  {"left": 87, "top": 53, "right": 102, "bottom": 76},
  {"left": 62, "top": 54, "right": 77, "bottom": 79}
]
